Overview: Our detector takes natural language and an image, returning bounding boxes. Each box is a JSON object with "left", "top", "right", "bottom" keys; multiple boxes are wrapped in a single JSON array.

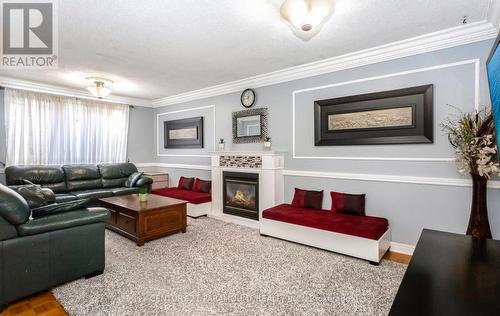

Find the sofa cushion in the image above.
[
  {"left": 111, "top": 187, "right": 139, "bottom": 196},
  {"left": 5, "top": 165, "right": 67, "bottom": 193},
  {"left": 71, "top": 189, "right": 113, "bottom": 200},
  {"left": 291, "top": 188, "right": 323, "bottom": 210},
  {"left": 31, "top": 199, "right": 93, "bottom": 218},
  {"left": 54, "top": 193, "right": 78, "bottom": 203},
  {"left": 9, "top": 185, "right": 55, "bottom": 208},
  {"left": 178, "top": 177, "right": 194, "bottom": 190},
  {"left": 193, "top": 178, "right": 211, "bottom": 193},
  {"left": 98, "top": 163, "right": 138, "bottom": 188},
  {"left": 152, "top": 187, "right": 211, "bottom": 204},
  {"left": 63, "top": 165, "right": 103, "bottom": 191},
  {"left": 62, "top": 164, "right": 101, "bottom": 181},
  {"left": 17, "top": 208, "right": 110, "bottom": 236},
  {"left": 124, "top": 172, "right": 143, "bottom": 188},
  {"left": 262, "top": 204, "right": 389, "bottom": 240},
  {"left": 331, "top": 191, "right": 366, "bottom": 216},
  {"left": 102, "top": 177, "right": 128, "bottom": 188},
  {"left": 0, "top": 185, "right": 31, "bottom": 225}
]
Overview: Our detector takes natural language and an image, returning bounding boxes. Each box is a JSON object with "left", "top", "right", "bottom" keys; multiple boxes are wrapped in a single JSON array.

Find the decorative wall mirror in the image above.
[{"left": 232, "top": 108, "right": 268, "bottom": 143}]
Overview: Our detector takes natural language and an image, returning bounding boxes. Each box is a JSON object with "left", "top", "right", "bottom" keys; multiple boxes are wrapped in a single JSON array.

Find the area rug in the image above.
[{"left": 53, "top": 217, "right": 406, "bottom": 315}]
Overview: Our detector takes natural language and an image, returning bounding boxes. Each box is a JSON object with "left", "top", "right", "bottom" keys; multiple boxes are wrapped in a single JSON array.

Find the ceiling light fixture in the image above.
[
  {"left": 86, "top": 77, "right": 113, "bottom": 99},
  {"left": 280, "top": 0, "right": 335, "bottom": 40}
]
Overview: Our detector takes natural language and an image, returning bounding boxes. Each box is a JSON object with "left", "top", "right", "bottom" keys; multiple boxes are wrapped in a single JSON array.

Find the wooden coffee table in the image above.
[{"left": 99, "top": 194, "right": 187, "bottom": 246}]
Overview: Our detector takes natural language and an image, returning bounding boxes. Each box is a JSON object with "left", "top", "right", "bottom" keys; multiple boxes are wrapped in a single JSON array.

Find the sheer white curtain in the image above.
[{"left": 4, "top": 88, "right": 129, "bottom": 166}]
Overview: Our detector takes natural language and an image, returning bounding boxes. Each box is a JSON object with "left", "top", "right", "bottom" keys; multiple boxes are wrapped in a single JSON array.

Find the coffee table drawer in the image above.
[
  {"left": 107, "top": 209, "right": 117, "bottom": 225},
  {"left": 144, "top": 208, "right": 184, "bottom": 234},
  {"left": 116, "top": 212, "right": 136, "bottom": 234}
]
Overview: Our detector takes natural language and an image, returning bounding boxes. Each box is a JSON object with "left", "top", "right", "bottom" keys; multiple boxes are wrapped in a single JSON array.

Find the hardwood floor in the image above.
[
  {"left": 0, "top": 292, "right": 67, "bottom": 316},
  {"left": 383, "top": 251, "right": 412, "bottom": 264},
  {"left": 0, "top": 251, "right": 411, "bottom": 315}
]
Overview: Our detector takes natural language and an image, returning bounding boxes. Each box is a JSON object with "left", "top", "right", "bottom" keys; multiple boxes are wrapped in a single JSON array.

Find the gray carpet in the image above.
[{"left": 53, "top": 217, "right": 406, "bottom": 315}]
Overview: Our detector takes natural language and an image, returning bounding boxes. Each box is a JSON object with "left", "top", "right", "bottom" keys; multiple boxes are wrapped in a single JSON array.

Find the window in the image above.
[{"left": 4, "top": 88, "right": 129, "bottom": 166}]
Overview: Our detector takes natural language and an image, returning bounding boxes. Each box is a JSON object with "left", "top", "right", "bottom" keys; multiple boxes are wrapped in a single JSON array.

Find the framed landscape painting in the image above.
[
  {"left": 314, "top": 85, "right": 433, "bottom": 145},
  {"left": 164, "top": 117, "right": 204, "bottom": 148}
]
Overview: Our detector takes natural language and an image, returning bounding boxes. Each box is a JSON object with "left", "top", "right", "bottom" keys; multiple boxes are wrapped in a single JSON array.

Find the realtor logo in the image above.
[{"left": 1, "top": 0, "right": 58, "bottom": 68}]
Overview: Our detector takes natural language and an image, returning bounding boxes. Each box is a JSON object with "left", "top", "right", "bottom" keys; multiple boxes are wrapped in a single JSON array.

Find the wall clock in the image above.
[{"left": 241, "top": 88, "right": 256, "bottom": 108}]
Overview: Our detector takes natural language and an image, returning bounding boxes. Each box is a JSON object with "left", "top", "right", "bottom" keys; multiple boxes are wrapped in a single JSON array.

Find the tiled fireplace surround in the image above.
[{"left": 210, "top": 152, "right": 285, "bottom": 229}]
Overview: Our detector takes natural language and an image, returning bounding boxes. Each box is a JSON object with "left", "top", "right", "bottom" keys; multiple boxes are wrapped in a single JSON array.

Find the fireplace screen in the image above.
[{"left": 223, "top": 171, "right": 259, "bottom": 220}]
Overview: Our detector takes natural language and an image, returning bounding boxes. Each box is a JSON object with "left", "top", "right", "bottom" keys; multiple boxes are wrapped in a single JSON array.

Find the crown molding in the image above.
[
  {"left": 152, "top": 20, "right": 498, "bottom": 108},
  {"left": 488, "top": 0, "right": 500, "bottom": 30},
  {"left": 0, "top": 76, "right": 152, "bottom": 107}
]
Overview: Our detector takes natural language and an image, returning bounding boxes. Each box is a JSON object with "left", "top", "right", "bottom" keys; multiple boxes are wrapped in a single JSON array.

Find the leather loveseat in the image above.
[
  {"left": 5, "top": 163, "right": 153, "bottom": 203},
  {"left": 0, "top": 183, "right": 110, "bottom": 310}
]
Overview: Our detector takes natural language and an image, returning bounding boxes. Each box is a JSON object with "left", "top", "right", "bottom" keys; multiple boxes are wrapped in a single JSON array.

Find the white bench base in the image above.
[
  {"left": 187, "top": 202, "right": 212, "bottom": 218},
  {"left": 260, "top": 218, "right": 391, "bottom": 263}
]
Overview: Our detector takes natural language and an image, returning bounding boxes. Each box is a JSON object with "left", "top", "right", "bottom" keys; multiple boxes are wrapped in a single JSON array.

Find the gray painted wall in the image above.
[
  {"left": 0, "top": 40, "right": 498, "bottom": 246},
  {"left": 152, "top": 40, "right": 500, "bottom": 245},
  {"left": 127, "top": 105, "right": 154, "bottom": 163}
]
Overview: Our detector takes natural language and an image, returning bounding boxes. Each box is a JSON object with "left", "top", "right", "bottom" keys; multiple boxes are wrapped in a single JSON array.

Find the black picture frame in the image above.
[
  {"left": 164, "top": 116, "right": 204, "bottom": 148},
  {"left": 314, "top": 85, "right": 433, "bottom": 146}
]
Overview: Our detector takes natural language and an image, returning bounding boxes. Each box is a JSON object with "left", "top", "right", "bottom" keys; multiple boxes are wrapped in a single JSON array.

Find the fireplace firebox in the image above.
[{"left": 223, "top": 171, "right": 259, "bottom": 220}]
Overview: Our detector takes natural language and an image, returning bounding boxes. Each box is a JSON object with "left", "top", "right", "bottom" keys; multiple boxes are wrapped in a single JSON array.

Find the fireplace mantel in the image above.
[{"left": 210, "top": 151, "right": 284, "bottom": 228}]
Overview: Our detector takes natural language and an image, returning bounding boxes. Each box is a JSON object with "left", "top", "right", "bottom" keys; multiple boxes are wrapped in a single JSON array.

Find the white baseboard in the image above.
[{"left": 390, "top": 242, "right": 416, "bottom": 255}]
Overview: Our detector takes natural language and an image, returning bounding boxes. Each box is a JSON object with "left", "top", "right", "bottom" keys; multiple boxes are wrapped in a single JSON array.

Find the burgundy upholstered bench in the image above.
[
  {"left": 260, "top": 204, "right": 391, "bottom": 264},
  {"left": 152, "top": 188, "right": 212, "bottom": 218}
]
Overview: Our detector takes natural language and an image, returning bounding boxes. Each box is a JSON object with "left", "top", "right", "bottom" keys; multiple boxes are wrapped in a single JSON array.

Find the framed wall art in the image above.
[
  {"left": 232, "top": 107, "right": 269, "bottom": 143},
  {"left": 314, "top": 85, "right": 433, "bottom": 146},
  {"left": 164, "top": 116, "right": 204, "bottom": 148}
]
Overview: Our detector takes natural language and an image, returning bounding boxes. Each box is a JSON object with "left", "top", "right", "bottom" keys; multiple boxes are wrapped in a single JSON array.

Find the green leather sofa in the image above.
[
  {"left": 5, "top": 163, "right": 153, "bottom": 203},
  {"left": 0, "top": 183, "right": 111, "bottom": 311}
]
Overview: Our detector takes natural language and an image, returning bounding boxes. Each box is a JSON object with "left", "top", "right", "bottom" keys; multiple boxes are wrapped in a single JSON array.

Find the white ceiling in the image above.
[{"left": 0, "top": 0, "right": 496, "bottom": 101}]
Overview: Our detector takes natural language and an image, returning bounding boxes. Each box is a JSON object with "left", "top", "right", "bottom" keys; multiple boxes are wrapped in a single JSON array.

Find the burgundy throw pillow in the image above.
[
  {"left": 193, "top": 178, "right": 211, "bottom": 193},
  {"left": 330, "top": 191, "right": 366, "bottom": 216},
  {"left": 291, "top": 188, "right": 323, "bottom": 210},
  {"left": 177, "top": 177, "right": 194, "bottom": 190}
]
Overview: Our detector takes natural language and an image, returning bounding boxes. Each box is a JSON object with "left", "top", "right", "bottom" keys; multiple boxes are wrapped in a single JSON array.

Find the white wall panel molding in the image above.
[
  {"left": 283, "top": 169, "right": 500, "bottom": 189},
  {"left": 136, "top": 162, "right": 211, "bottom": 171},
  {"left": 135, "top": 163, "right": 500, "bottom": 189},
  {"left": 292, "top": 59, "right": 480, "bottom": 161},
  {"left": 156, "top": 105, "right": 216, "bottom": 158}
]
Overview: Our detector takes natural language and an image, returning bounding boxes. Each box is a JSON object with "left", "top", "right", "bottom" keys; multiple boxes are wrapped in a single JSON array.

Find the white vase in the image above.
[
  {"left": 264, "top": 141, "right": 272, "bottom": 149},
  {"left": 218, "top": 143, "right": 225, "bottom": 150}
]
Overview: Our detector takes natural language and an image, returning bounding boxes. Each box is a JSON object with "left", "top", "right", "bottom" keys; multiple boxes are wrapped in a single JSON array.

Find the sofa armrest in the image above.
[
  {"left": 17, "top": 208, "right": 110, "bottom": 237},
  {"left": 135, "top": 176, "right": 153, "bottom": 188}
]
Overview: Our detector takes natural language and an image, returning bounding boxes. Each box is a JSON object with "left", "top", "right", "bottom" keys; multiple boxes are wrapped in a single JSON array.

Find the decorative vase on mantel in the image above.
[
  {"left": 467, "top": 173, "right": 492, "bottom": 238},
  {"left": 442, "top": 108, "right": 499, "bottom": 239}
]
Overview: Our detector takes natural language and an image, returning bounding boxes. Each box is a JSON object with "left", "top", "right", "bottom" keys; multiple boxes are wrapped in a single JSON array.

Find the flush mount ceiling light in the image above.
[
  {"left": 86, "top": 77, "right": 113, "bottom": 99},
  {"left": 280, "top": 0, "right": 336, "bottom": 40}
]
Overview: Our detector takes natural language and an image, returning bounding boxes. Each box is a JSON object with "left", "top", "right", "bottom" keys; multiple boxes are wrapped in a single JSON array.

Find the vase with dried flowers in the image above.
[{"left": 441, "top": 107, "right": 499, "bottom": 238}]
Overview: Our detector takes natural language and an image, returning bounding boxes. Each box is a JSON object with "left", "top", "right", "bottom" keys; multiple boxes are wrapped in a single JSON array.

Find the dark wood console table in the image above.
[{"left": 390, "top": 229, "right": 500, "bottom": 315}]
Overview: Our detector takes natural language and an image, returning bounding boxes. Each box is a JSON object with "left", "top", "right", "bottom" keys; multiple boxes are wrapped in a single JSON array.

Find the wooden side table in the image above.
[{"left": 143, "top": 172, "right": 169, "bottom": 190}]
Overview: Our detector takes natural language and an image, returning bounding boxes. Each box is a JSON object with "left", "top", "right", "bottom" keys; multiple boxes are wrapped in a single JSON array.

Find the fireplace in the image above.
[{"left": 223, "top": 171, "right": 259, "bottom": 220}]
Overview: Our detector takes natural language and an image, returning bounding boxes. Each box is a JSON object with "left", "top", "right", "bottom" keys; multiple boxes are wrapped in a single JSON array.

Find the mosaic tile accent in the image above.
[{"left": 219, "top": 155, "right": 262, "bottom": 168}]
